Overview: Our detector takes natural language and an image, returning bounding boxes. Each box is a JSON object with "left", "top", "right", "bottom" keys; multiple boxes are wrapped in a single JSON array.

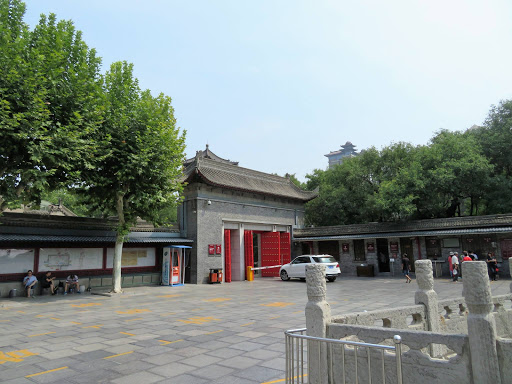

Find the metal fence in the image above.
[{"left": 285, "top": 328, "right": 403, "bottom": 384}]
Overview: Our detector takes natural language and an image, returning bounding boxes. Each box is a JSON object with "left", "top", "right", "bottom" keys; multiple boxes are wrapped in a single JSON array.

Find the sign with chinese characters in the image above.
[
  {"left": 390, "top": 242, "right": 398, "bottom": 252},
  {"left": 215, "top": 244, "right": 222, "bottom": 255},
  {"left": 342, "top": 243, "right": 350, "bottom": 253},
  {"left": 366, "top": 242, "right": 375, "bottom": 252},
  {"left": 208, "top": 245, "right": 215, "bottom": 255}
]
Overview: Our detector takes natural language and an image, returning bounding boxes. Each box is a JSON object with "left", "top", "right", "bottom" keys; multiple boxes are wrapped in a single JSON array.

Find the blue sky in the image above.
[{"left": 24, "top": 0, "right": 512, "bottom": 181}]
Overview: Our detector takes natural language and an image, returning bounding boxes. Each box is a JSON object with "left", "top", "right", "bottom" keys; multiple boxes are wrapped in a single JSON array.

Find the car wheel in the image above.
[
  {"left": 327, "top": 277, "right": 336, "bottom": 282},
  {"left": 299, "top": 278, "right": 306, "bottom": 282},
  {"left": 280, "top": 270, "right": 290, "bottom": 281}
]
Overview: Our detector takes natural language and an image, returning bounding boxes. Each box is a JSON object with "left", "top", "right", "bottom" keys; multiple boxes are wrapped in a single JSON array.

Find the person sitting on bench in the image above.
[
  {"left": 23, "top": 270, "right": 38, "bottom": 298},
  {"left": 64, "top": 274, "right": 80, "bottom": 294},
  {"left": 41, "top": 271, "right": 58, "bottom": 295}
]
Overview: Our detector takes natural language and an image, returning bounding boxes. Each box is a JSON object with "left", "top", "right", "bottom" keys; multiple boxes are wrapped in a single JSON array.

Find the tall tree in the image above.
[
  {"left": 80, "top": 61, "right": 186, "bottom": 293},
  {"left": 468, "top": 101, "right": 512, "bottom": 214},
  {"left": 0, "top": 0, "right": 103, "bottom": 210},
  {"left": 417, "top": 130, "right": 493, "bottom": 217}
]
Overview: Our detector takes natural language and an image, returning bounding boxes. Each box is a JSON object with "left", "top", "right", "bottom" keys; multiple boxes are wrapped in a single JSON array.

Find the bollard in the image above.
[
  {"left": 305, "top": 264, "right": 330, "bottom": 384},
  {"left": 463, "top": 261, "right": 501, "bottom": 384},
  {"left": 246, "top": 266, "right": 254, "bottom": 281},
  {"left": 414, "top": 260, "right": 443, "bottom": 357}
]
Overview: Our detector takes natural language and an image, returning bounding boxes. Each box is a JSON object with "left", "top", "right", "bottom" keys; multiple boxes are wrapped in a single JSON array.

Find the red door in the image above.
[
  {"left": 224, "top": 229, "right": 231, "bottom": 283},
  {"left": 280, "top": 232, "right": 291, "bottom": 265},
  {"left": 261, "top": 232, "right": 281, "bottom": 277},
  {"left": 244, "top": 230, "right": 254, "bottom": 280}
]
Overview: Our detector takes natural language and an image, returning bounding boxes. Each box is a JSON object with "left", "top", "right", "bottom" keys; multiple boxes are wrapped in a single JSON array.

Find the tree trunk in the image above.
[
  {"left": 112, "top": 233, "right": 123, "bottom": 293},
  {"left": 112, "top": 191, "right": 125, "bottom": 293}
]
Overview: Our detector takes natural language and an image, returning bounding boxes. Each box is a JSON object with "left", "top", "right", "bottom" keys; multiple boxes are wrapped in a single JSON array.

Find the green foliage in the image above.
[
  {"left": 0, "top": 0, "right": 103, "bottom": 210},
  {"left": 79, "top": 61, "right": 186, "bottom": 230},
  {"left": 305, "top": 133, "right": 495, "bottom": 226},
  {"left": 40, "top": 188, "right": 102, "bottom": 217}
]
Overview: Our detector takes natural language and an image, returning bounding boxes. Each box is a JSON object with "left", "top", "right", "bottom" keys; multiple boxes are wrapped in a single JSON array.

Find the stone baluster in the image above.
[
  {"left": 509, "top": 258, "right": 512, "bottom": 293},
  {"left": 414, "top": 259, "right": 443, "bottom": 357},
  {"left": 305, "top": 264, "right": 331, "bottom": 384},
  {"left": 463, "top": 261, "right": 501, "bottom": 384}
]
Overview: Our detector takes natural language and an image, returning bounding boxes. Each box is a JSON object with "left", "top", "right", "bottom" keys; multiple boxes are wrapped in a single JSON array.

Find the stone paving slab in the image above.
[{"left": 0, "top": 276, "right": 509, "bottom": 383}]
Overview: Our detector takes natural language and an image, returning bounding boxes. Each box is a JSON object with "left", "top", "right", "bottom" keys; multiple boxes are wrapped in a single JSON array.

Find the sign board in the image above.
[
  {"left": 208, "top": 244, "right": 215, "bottom": 255},
  {"left": 162, "top": 248, "right": 170, "bottom": 286},
  {"left": 215, "top": 244, "right": 222, "bottom": 254}
]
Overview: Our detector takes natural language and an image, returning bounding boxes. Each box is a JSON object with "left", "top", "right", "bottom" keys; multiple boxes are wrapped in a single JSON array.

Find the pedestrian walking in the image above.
[{"left": 402, "top": 253, "right": 412, "bottom": 283}]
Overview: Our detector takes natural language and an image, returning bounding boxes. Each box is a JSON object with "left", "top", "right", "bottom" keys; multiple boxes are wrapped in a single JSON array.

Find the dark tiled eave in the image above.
[
  {"left": 0, "top": 234, "right": 192, "bottom": 244},
  {"left": 294, "top": 214, "right": 512, "bottom": 238},
  {"left": 294, "top": 227, "right": 512, "bottom": 242}
]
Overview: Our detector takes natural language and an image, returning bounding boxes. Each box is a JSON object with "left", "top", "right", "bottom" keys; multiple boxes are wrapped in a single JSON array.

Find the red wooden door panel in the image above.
[
  {"left": 280, "top": 232, "right": 291, "bottom": 265},
  {"left": 244, "top": 230, "right": 254, "bottom": 280},
  {"left": 261, "top": 232, "right": 281, "bottom": 277},
  {"left": 224, "top": 229, "right": 231, "bottom": 282}
]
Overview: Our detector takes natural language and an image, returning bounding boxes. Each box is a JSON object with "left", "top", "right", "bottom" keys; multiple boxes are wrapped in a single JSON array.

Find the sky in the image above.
[{"left": 23, "top": 0, "right": 512, "bottom": 181}]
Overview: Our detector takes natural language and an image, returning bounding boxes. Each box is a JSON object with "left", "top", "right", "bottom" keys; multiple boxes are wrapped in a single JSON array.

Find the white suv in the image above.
[{"left": 280, "top": 255, "right": 340, "bottom": 282}]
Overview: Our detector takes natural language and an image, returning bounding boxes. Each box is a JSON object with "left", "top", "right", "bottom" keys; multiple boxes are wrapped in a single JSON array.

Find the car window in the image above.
[
  {"left": 299, "top": 257, "right": 311, "bottom": 263},
  {"left": 312, "top": 256, "right": 336, "bottom": 263}
]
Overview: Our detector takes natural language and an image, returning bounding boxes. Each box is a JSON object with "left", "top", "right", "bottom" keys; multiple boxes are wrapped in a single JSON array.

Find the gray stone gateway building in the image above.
[{"left": 179, "top": 146, "right": 317, "bottom": 284}]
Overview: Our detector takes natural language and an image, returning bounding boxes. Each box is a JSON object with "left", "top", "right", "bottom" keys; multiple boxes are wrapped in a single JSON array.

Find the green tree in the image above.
[
  {"left": 80, "top": 61, "right": 186, "bottom": 293},
  {"left": 40, "top": 188, "right": 102, "bottom": 217},
  {"left": 374, "top": 142, "right": 422, "bottom": 220},
  {"left": 417, "top": 130, "right": 493, "bottom": 217},
  {"left": 305, "top": 148, "right": 382, "bottom": 226},
  {"left": 468, "top": 101, "right": 512, "bottom": 214},
  {"left": 0, "top": 0, "right": 103, "bottom": 210},
  {"left": 473, "top": 100, "right": 512, "bottom": 177}
]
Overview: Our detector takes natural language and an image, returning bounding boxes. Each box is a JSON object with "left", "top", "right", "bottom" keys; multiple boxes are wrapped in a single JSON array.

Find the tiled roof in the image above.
[
  {"left": 295, "top": 227, "right": 512, "bottom": 241},
  {"left": 0, "top": 234, "right": 192, "bottom": 243},
  {"left": 0, "top": 213, "right": 179, "bottom": 232},
  {"left": 294, "top": 214, "right": 512, "bottom": 238},
  {"left": 181, "top": 157, "right": 318, "bottom": 202},
  {"left": 184, "top": 144, "right": 238, "bottom": 166}
]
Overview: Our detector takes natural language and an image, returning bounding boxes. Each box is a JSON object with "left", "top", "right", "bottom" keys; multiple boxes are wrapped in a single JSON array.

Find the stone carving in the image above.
[
  {"left": 462, "top": 261, "right": 501, "bottom": 384},
  {"left": 306, "top": 264, "right": 327, "bottom": 301},
  {"left": 414, "top": 259, "right": 443, "bottom": 357},
  {"left": 305, "top": 264, "right": 330, "bottom": 384},
  {"left": 415, "top": 260, "right": 434, "bottom": 291},
  {"left": 297, "top": 257, "right": 512, "bottom": 384}
]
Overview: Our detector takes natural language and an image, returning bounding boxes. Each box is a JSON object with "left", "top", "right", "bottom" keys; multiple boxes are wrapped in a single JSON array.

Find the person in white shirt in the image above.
[
  {"left": 451, "top": 253, "right": 459, "bottom": 282},
  {"left": 64, "top": 275, "right": 80, "bottom": 294},
  {"left": 23, "top": 270, "right": 38, "bottom": 297}
]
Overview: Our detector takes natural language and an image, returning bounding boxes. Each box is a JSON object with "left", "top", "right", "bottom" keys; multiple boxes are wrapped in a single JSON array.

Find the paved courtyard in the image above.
[{"left": 0, "top": 275, "right": 509, "bottom": 383}]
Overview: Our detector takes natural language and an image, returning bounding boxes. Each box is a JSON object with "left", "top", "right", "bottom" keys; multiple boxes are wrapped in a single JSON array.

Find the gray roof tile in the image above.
[
  {"left": 294, "top": 214, "right": 512, "bottom": 238},
  {"left": 182, "top": 157, "right": 317, "bottom": 202}
]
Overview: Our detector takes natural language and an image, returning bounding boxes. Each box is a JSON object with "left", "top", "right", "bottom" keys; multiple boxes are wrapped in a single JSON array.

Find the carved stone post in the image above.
[
  {"left": 509, "top": 258, "right": 512, "bottom": 293},
  {"left": 414, "top": 259, "right": 443, "bottom": 357},
  {"left": 305, "top": 264, "right": 331, "bottom": 384},
  {"left": 463, "top": 261, "right": 501, "bottom": 384}
]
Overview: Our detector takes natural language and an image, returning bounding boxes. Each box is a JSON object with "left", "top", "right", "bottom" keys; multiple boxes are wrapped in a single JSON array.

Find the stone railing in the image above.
[
  {"left": 304, "top": 259, "right": 512, "bottom": 384},
  {"left": 327, "top": 324, "right": 471, "bottom": 383},
  {"left": 332, "top": 305, "right": 427, "bottom": 331}
]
